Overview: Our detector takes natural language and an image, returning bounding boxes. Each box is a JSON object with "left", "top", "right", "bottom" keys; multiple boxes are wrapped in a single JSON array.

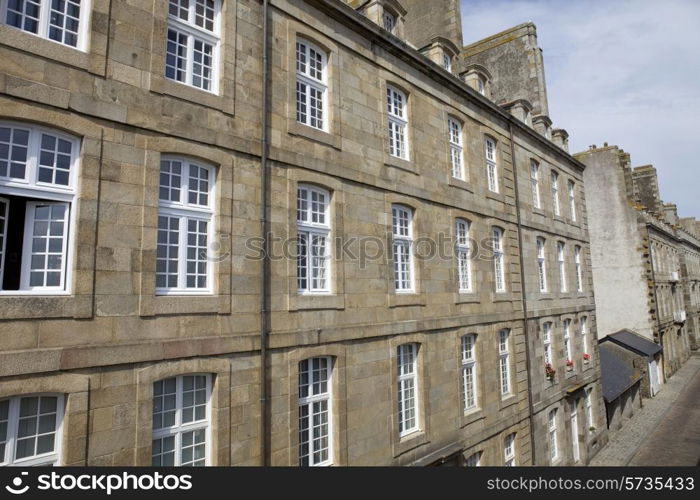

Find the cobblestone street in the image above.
[{"left": 590, "top": 351, "right": 700, "bottom": 466}]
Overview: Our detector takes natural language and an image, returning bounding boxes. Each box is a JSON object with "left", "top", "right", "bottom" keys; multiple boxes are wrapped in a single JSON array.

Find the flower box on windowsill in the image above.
[
  {"left": 583, "top": 353, "right": 591, "bottom": 365},
  {"left": 565, "top": 360, "right": 574, "bottom": 372},
  {"left": 545, "top": 363, "right": 556, "bottom": 381}
]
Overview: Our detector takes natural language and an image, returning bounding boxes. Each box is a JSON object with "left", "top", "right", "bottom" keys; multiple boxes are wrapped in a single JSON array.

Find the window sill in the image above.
[
  {"left": 388, "top": 293, "right": 426, "bottom": 308},
  {"left": 552, "top": 215, "right": 566, "bottom": 223},
  {"left": 289, "top": 294, "right": 345, "bottom": 311},
  {"left": 532, "top": 208, "right": 546, "bottom": 216},
  {"left": 140, "top": 294, "right": 229, "bottom": 316},
  {"left": 459, "top": 408, "right": 485, "bottom": 428},
  {"left": 448, "top": 177, "right": 474, "bottom": 193},
  {"left": 455, "top": 291, "right": 480, "bottom": 304},
  {"left": 385, "top": 156, "right": 418, "bottom": 175},
  {"left": 287, "top": 121, "right": 341, "bottom": 150},
  {"left": 0, "top": 294, "right": 91, "bottom": 319},
  {"left": 150, "top": 75, "right": 234, "bottom": 115},
  {"left": 498, "top": 394, "right": 518, "bottom": 411},
  {"left": 536, "top": 293, "right": 554, "bottom": 300},
  {"left": 393, "top": 429, "right": 429, "bottom": 458},
  {"left": 492, "top": 292, "right": 516, "bottom": 303},
  {"left": 486, "top": 191, "right": 506, "bottom": 203}
]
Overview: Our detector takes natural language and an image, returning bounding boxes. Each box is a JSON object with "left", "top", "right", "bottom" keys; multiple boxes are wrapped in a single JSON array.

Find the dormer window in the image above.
[
  {"left": 462, "top": 65, "right": 492, "bottom": 99},
  {"left": 383, "top": 11, "right": 395, "bottom": 33},
  {"left": 443, "top": 54, "right": 452, "bottom": 72},
  {"left": 477, "top": 77, "right": 486, "bottom": 96}
]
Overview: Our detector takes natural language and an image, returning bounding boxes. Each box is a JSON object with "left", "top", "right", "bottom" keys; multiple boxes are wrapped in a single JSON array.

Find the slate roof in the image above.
[
  {"left": 608, "top": 329, "right": 662, "bottom": 359},
  {"left": 599, "top": 342, "right": 642, "bottom": 403}
]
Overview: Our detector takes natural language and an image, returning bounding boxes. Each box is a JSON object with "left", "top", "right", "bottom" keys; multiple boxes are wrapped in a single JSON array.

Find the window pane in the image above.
[
  {"left": 166, "top": 29, "right": 188, "bottom": 83},
  {"left": 48, "top": 0, "right": 82, "bottom": 47},
  {"left": 0, "top": 126, "right": 29, "bottom": 180},
  {"left": 27, "top": 203, "right": 69, "bottom": 289}
]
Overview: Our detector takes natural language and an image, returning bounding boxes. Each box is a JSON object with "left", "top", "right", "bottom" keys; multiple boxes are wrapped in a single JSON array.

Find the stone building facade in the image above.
[
  {"left": 576, "top": 146, "right": 697, "bottom": 384},
  {"left": 0, "top": 0, "right": 604, "bottom": 467}
]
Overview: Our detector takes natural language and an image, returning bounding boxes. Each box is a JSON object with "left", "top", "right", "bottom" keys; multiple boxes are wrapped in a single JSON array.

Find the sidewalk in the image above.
[{"left": 589, "top": 350, "right": 700, "bottom": 466}]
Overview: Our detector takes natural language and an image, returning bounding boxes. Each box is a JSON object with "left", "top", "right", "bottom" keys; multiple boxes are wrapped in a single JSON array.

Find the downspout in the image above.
[
  {"left": 509, "top": 121, "right": 537, "bottom": 465},
  {"left": 648, "top": 228, "right": 666, "bottom": 383},
  {"left": 259, "top": 0, "right": 271, "bottom": 466}
]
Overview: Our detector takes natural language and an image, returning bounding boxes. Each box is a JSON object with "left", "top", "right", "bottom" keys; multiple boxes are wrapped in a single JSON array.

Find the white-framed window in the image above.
[
  {"left": 448, "top": 118, "right": 464, "bottom": 180},
  {"left": 0, "top": 394, "right": 64, "bottom": 466},
  {"left": 298, "top": 357, "right": 332, "bottom": 467},
  {"left": 476, "top": 76, "right": 486, "bottom": 96},
  {"left": 557, "top": 241, "right": 567, "bottom": 293},
  {"left": 551, "top": 171, "right": 560, "bottom": 216},
  {"left": 165, "top": 0, "right": 221, "bottom": 93},
  {"left": 156, "top": 157, "right": 215, "bottom": 294},
  {"left": 442, "top": 53, "right": 452, "bottom": 72},
  {"left": 455, "top": 219, "right": 471, "bottom": 292},
  {"left": 548, "top": 408, "right": 559, "bottom": 462},
  {"left": 465, "top": 451, "right": 481, "bottom": 467},
  {"left": 485, "top": 137, "right": 498, "bottom": 192},
  {"left": 584, "top": 387, "right": 594, "bottom": 430},
  {"left": 0, "top": 122, "right": 79, "bottom": 294},
  {"left": 580, "top": 316, "right": 589, "bottom": 357},
  {"left": 563, "top": 319, "right": 572, "bottom": 363},
  {"left": 296, "top": 38, "right": 327, "bottom": 131},
  {"left": 537, "top": 237, "right": 547, "bottom": 293},
  {"left": 531, "top": 160, "right": 541, "bottom": 209},
  {"left": 397, "top": 343, "right": 419, "bottom": 436},
  {"left": 499, "top": 329, "right": 511, "bottom": 397},
  {"left": 1, "top": 0, "right": 90, "bottom": 50},
  {"left": 493, "top": 227, "right": 506, "bottom": 293},
  {"left": 568, "top": 180, "right": 577, "bottom": 222},
  {"left": 543, "top": 322, "right": 552, "bottom": 366},
  {"left": 461, "top": 334, "right": 478, "bottom": 411},
  {"left": 387, "top": 86, "right": 408, "bottom": 160},
  {"left": 504, "top": 433, "right": 516, "bottom": 466},
  {"left": 152, "top": 374, "right": 211, "bottom": 466},
  {"left": 297, "top": 185, "right": 331, "bottom": 294},
  {"left": 392, "top": 204, "right": 414, "bottom": 292},
  {"left": 383, "top": 10, "right": 395, "bottom": 33},
  {"left": 570, "top": 399, "right": 580, "bottom": 462},
  {"left": 574, "top": 246, "right": 583, "bottom": 292}
]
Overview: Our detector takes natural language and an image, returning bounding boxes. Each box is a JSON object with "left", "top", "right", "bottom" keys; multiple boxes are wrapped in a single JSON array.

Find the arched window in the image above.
[
  {"left": 297, "top": 185, "right": 331, "bottom": 293},
  {"left": 387, "top": 86, "right": 409, "bottom": 160},
  {"left": 2, "top": 0, "right": 89, "bottom": 49},
  {"left": 493, "top": 227, "right": 505, "bottom": 292},
  {"left": 531, "top": 160, "right": 541, "bottom": 209},
  {"left": 392, "top": 204, "right": 413, "bottom": 292},
  {"left": 461, "top": 334, "right": 478, "bottom": 411},
  {"left": 298, "top": 357, "right": 333, "bottom": 466},
  {"left": 574, "top": 245, "right": 583, "bottom": 292},
  {"left": 543, "top": 322, "right": 553, "bottom": 366},
  {"left": 166, "top": 0, "right": 222, "bottom": 92},
  {"left": 152, "top": 374, "right": 211, "bottom": 466},
  {"left": 397, "top": 343, "right": 419, "bottom": 436},
  {"left": 558, "top": 241, "right": 567, "bottom": 292},
  {"left": 296, "top": 38, "right": 327, "bottom": 131},
  {"left": 485, "top": 136, "right": 498, "bottom": 193},
  {"left": 455, "top": 219, "right": 471, "bottom": 292},
  {"left": 537, "top": 237, "right": 547, "bottom": 293},
  {"left": 563, "top": 319, "right": 572, "bottom": 363},
  {"left": 504, "top": 433, "right": 516, "bottom": 466},
  {"left": 551, "top": 170, "right": 560, "bottom": 216},
  {"left": 568, "top": 180, "right": 577, "bottom": 221},
  {"left": 498, "top": 329, "right": 511, "bottom": 396},
  {"left": 157, "top": 156, "right": 215, "bottom": 293},
  {"left": 0, "top": 394, "right": 64, "bottom": 466},
  {"left": 0, "top": 122, "right": 79, "bottom": 293}
]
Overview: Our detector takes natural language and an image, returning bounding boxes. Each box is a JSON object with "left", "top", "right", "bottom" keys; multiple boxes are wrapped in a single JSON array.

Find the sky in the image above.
[{"left": 461, "top": 0, "right": 700, "bottom": 218}]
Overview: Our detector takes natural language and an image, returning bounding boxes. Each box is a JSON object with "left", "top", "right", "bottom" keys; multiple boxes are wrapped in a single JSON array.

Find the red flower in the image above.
[
  {"left": 583, "top": 353, "right": 590, "bottom": 360},
  {"left": 566, "top": 359, "right": 574, "bottom": 367}
]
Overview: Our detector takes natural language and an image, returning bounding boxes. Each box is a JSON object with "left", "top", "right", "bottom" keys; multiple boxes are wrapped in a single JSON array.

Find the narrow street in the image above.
[{"left": 591, "top": 351, "right": 700, "bottom": 466}]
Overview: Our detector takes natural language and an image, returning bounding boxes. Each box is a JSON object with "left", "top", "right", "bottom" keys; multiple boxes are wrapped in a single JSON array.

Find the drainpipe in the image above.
[
  {"left": 509, "top": 121, "right": 537, "bottom": 465},
  {"left": 259, "top": 0, "right": 271, "bottom": 466},
  {"left": 648, "top": 228, "right": 666, "bottom": 383}
]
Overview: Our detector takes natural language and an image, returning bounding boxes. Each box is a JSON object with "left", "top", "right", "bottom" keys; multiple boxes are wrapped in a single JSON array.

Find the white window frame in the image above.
[
  {"left": 570, "top": 399, "right": 580, "bottom": 463},
  {"left": 397, "top": 343, "right": 419, "bottom": 436},
  {"left": 297, "top": 185, "right": 331, "bottom": 294},
  {"left": 504, "top": 433, "right": 516, "bottom": 466},
  {"left": 574, "top": 246, "right": 583, "bottom": 292},
  {"left": 298, "top": 357, "right": 333, "bottom": 467},
  {"left": 0, "top": 121, "right": 79, "bottom": 296},
  {"left": 476, "top": 76, "right": 486, "bottom": 96},
  {"left": 563, "top": 319, "right": 572, "bottom": 362},
  {"left": 543, "top": 322, "right": 552, "bottom": 366},
  {"left": 493, "top": 228, "right": 506, "bottom": 293},
  {"left": 165, "top": 0, "right": 221, "bottom": 93},
  {"left": 383, "top": 10, "right": 395, "bottom": 33},
  {"left": 568, "top": 180, "right": 577, "bottom": 222},
  {"left": 392, "top": 204, "right": 414, "bottom": 293},
  {"left": 548, "top": 408, "right": 559, "bottom": 462},
  {"left": 558, "top": 241, "right": 567, "bottom": 293},
  {"left": 485, "top": 137, "right": 498, "bottom": 192},
  {"left": 531, "top": 160, "right": 541, "bottom": 209},
  {"left": 585, "top": 388, "right": 594, "bottom": 430},
  {"left": 442, "top": 53, "right": 452, "bottom": 72},
  {"left": 20, "top": 201, "right": 70, "bottom": 291},
  {"left": 461, "top": 334, "right": 478, "bottom": 411},
  {"left": 499, "top": 329, "right": 511, "bottom": 397},
  {"left": 537, "top": 237, "right": 547, "bottom": 293},
  {"left": 151, "top": 374, "right": 212, "bottom": 467},
  {"left": 156, "top": 156, "right": 215, "bottom": 295},
  {"left": 581, "top": 316, "right": 589, "bottom": 357},
  {"left": 0, "top": 0, "right": 91, "bottom": 51},
  {"left": 551, "top": 171, "right": 560, "bottom": 216},
  {"left": 465, "top": 451, "right": 481, "bottom": 467},
  {"left": 0, "top": 393, "right": 64, "bottom": 466},
  {"left": 456, "top": 219, "right": 471, "bottom": 292},
  {"left": 387, "top": 86, "right": 409, "bottom": 160},
  {"left": 0, "top": 197, "right": 7, "bottom": 286},
  {"left": 295, "top": 38, "right": 328, "bottom": 131},
  {"left": 448, "top": 118, "right": 464, "bottom": 180}
]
